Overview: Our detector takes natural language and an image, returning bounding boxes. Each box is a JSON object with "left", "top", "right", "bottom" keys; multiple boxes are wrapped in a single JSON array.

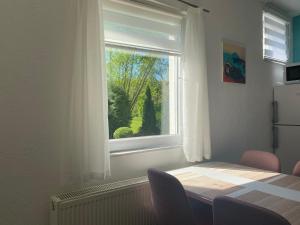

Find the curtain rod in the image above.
[{"left": 177, "top": 0, "right": 210, "bottom": 13}]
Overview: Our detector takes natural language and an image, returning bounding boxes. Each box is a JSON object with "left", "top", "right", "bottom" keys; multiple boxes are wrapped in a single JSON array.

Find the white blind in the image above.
[
  {"left": 103, "top": 1, "right": 182, "bottom": 52},
  {"left": 263, "top": 12, "right": 289, "bottom": 63}
]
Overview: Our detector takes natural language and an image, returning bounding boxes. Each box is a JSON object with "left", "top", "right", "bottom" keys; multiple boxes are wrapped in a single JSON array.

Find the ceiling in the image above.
[{"left": 268, "top": 0, "right": 300, "bottom": 17}]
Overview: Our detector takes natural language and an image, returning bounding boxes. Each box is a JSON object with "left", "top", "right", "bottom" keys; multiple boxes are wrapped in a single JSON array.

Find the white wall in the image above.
[
  {"left": 0, "top": 1, "right": 65, "bottom": 224},
  {"left": 203, "top": 0, "right": 284, "bottom": 162},
  {"left": 0, "top": 0, "right": 284, "bottom": 224}
]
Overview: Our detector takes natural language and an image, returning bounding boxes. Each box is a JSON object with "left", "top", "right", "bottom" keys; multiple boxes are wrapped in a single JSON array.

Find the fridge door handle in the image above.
[
  {"left": 272, "top": 101, "right": 278, "bottom": 123},
  {"left": 272, "top": 126, "right": 279, "bottom": 151}
]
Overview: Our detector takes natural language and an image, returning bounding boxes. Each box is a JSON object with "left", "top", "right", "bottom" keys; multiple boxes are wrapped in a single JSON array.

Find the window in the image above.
[
  {"left": 263, "top": 11, "right": 290, "bottom": 63},
  {"left": 103, "top": 1, "right": 182, "bottom": 152}
]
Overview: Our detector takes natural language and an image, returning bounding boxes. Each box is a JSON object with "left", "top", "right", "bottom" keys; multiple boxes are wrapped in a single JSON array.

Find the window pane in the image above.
[{"left": 106, "top": 46, "right": 177, "bottom": 139}]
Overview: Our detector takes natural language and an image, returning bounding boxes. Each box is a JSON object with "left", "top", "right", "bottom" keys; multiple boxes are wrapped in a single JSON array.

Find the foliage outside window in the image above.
[{"left": 106, "top": 47, "right": 178, "bottom": 140}]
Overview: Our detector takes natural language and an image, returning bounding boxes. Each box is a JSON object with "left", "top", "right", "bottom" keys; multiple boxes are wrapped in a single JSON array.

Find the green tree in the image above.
[
  {"left": 108, "top": 85, "right": 131, "bottom": 138},
  {"left": 106, "top": 48, "right": 168, "bottom": 114},
  {"left": 106, "top": 47, "right": 170, "bottom": 137},
  {"left": 140, "top": 86, "right": 159, "bottom": 135}
]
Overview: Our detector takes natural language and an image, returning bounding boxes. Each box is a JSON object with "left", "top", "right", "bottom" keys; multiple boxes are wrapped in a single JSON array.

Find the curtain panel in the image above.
[
  {"left": 60, "top": 0, "right": 110, "bottom": 186},
  {"left": 182, "top": 7, "right": 211, "bottom": 162}
]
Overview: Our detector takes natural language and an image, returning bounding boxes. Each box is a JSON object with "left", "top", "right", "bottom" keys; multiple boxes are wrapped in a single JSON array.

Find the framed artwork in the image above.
[{"left": 222, "top": 40, "right": 246, "bottom": 84}]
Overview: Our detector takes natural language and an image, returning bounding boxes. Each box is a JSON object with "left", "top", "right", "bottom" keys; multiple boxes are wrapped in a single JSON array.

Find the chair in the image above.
[
  {"left": 189, "top": 197, "right": 213, "bottom": 225},
  {"left": 213, "top": 196, "right": 291, "bottom": 225},
  {"left": 240, "top": 150, "right": 281, "bottom": 172},
  {"left": 293, "top": 161, "right": 300, "bottom": 177},
  {"left": 147, "top": 168, "right": 211, "bottom": 225}
]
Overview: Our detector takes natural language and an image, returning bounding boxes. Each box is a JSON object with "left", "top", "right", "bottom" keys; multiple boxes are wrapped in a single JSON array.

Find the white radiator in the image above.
[{"left": 50, "top": 177, "right": 157, "bottom": 225}]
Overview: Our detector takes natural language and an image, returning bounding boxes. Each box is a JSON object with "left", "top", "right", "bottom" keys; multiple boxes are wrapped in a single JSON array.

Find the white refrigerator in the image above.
[{"left": 273, "top": 84, "right": 300, "bottom": 174}]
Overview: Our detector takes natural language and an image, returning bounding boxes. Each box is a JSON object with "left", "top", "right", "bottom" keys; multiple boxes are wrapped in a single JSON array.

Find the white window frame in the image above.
[
  {"left": 262, "top": 11, "right": 290, "bottom": 64},
  {"left": 106, "top": 43, "right": 182, "bottom": 153}
]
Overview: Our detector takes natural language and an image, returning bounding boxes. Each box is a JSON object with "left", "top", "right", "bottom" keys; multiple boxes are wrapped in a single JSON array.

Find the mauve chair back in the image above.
[
  {"left": 293, "top": 161, "right": 300, "bottom": 177},
  {"left": 147, "top": 168, "right": 197, "bottom": 225},
  {"left": 240, "top": 150, "right": 281, "bottom": 172},
  {"left": 213, "top": 196, "right": 291, "bottom": 225}
]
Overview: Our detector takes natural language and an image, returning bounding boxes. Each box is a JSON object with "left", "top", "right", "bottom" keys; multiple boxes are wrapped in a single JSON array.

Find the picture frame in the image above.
[{"left": 222, "top": 39, "right": 246, "bottom": 84}]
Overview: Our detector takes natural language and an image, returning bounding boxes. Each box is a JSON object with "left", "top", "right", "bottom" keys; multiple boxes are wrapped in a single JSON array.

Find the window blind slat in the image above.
[
  {"left": 264, "top": 28, "right": 286, "bottom": 40},
  {"left": 264, "top": 16, "right": 286, "bottom": 31},
  {"left": 264, "top": 46, "right": 287, "bottom": 56},
  {"left": 264, "top": 23, "right": 286, "bottom": 35},
  {"left": 264, "top": 39, "right": 286, "bottom": 50},
  {"left": 264, "top": 49, "right": 287, "bottom": 61},
  {"left": 265, "top": 35, "right": 286, "bottom": 46}
]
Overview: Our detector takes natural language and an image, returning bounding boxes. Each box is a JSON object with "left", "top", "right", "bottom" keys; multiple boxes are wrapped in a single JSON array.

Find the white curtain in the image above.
[
  {"left": 61, "top": 0, "right": 110, "bottom": 186},
  {"left": 182, "top": 7, "right": 211, "bottom": 162}
]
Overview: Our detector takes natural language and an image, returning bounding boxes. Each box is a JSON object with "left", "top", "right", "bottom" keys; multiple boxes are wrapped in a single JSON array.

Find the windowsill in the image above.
[
  {"left": 110, "top": 145, "right": 182, "bottom": 157},
  {"left": 109, "top": 134, "right": 182, "bottom": 152}
]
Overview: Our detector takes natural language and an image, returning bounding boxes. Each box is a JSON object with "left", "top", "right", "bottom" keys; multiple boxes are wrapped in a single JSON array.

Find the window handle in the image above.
[
  {"left": 273, "top": 126, "right": 279, "bottom": 151},
  {"left": 272, "top": 101, "right": 278, "bottom": 123}
]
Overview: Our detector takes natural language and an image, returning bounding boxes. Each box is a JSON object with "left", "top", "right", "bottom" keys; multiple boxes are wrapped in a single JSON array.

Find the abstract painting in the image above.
[{"left": 223, "top": 40, "right": 246, "bottom": 84}]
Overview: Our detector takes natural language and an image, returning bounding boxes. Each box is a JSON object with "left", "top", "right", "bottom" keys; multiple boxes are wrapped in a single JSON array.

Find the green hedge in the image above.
[
  {"left": 130, "top": 117, "right": 142, "bottom": 134},
  {"left": 113, "top": 127, "right": 134, "bottom": 139}
]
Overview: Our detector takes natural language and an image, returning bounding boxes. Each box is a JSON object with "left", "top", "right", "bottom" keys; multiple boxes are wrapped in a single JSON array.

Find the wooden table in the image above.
[{"left": 168, "top": 162, "right": 300, "bottom": 225}]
